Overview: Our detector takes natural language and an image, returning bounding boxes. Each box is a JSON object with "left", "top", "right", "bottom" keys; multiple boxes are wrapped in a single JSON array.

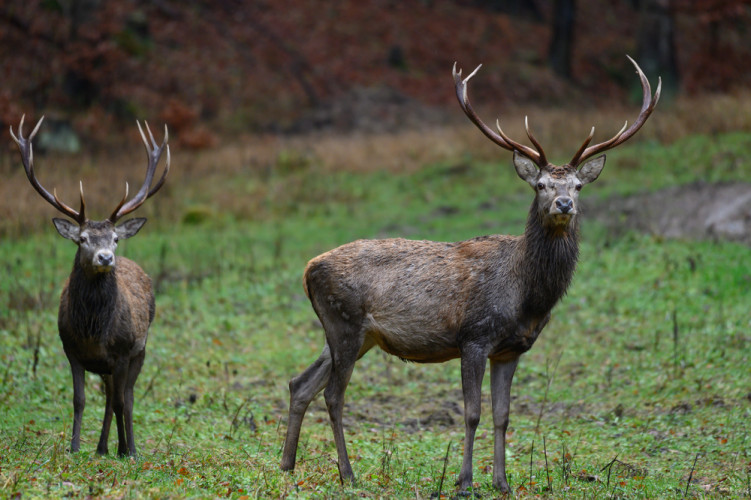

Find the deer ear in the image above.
[
  {"left": 52, "top": 218, "right": 79, "bottom": 242},
  {"left": 513, "top": 150, "right": 539, "bottom": 187},
  {"left": 578, "top": 155, "right": 606, "bottom": 185},
  {"left": 115, "top": 218, "right": 147, "bottom": 240}
]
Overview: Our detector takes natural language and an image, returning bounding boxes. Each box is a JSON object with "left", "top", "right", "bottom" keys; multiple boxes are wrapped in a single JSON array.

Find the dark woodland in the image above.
[{"left": 1, "top": 0, "right": 749, "bottom": 147}]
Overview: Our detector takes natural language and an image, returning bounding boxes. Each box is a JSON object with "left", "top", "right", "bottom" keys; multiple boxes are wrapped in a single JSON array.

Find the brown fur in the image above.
[
  {"left": 59, "top": 257, "right": 153, "bottom": 374},
  {"left": 10, "top": 115, "right": 168, "bottom": 458},
  {"left": 55, "top": 219, "right": 155, "bottom": 457},
  {"left": 303, "top": 235, "right": 522, "bottom": 363},
  {"left": 281, "top": 152, "right": 593, "bottom": 492},
  {"left": 281, "top": 57, "right": 659, "bottom": 490}
]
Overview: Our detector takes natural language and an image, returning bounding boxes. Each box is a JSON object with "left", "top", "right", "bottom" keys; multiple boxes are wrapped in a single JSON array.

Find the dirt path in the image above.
[{"left": 586, "top": 182, "right": 751, "bottom": 246}]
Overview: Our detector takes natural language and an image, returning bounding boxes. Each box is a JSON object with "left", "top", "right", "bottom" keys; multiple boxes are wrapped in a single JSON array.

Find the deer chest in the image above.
[{"left": 486, "top": 313, "right": 550, "bottom": 361}]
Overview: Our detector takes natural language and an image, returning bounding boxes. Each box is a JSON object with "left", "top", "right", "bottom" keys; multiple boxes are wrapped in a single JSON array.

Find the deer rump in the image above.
[{"left": 304, "top": 235, "right": 548, "bottom": 364}]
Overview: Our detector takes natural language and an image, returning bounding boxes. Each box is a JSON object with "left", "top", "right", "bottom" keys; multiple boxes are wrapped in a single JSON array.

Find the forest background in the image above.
[{"left": 1, "top": 1, "right": 750, "bottom": 498}]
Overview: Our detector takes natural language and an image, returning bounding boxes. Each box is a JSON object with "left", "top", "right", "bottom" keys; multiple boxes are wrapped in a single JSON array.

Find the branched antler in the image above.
[
  {"left": 453, "top": 63, "right": 548, "bottom": 167},
  {"left": 108, "top": 121, "right": 170, "bottom": 222},
  {"left": 10, "top": 116, "right": 170, "bottom": 224},
  {"left": 10, "top": 115, "right": 87, "bottom": 223},
  {"left": 453, "top": 56, "right": 661, "bottom": 170},
  {"left": 568, "top": 55, "right": 661, "bottom": 167}
]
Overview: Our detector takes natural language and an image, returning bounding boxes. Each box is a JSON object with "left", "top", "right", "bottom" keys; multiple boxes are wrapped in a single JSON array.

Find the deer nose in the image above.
[
  {"left": 97, "top": 251, "right": 114, "bottom": 267},
  {"left": 555, "top": 197, "right": 573, "bottom": 214}
]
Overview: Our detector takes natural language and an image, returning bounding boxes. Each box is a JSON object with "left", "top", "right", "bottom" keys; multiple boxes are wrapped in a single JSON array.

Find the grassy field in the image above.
[{"left": 1, "top": 126, "right": 750, "bottom": 498}]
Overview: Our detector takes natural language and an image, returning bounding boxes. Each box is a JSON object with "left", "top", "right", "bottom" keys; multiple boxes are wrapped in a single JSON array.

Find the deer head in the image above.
[
  {"left": 10, "top": 116, "right": 170, "bottom": 275},
  {"left": 453, "top": 56, "right": 661, "bottom": 232}
]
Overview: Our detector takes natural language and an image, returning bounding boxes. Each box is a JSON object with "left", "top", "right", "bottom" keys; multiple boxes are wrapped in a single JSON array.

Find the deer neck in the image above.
[
  {"left": 518, "top": 203, "right": 580, "bottom": 317},
  {"left": 66, "top": 251, "right": 120, "bottom": 336}
]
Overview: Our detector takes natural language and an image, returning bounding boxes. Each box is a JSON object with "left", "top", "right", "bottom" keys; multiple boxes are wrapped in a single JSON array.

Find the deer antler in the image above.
[
  {"left": 453, "top": 63, "right": 548, "bottom": 167},
  {"left": 10, "top": 115, "right": 87, "bottom": 223},
  {"left": 569, "top": 55, "right": 661, "bottom": 167},
  {"left": 108, "top": 121, "right": 170, "bottom": 222}
]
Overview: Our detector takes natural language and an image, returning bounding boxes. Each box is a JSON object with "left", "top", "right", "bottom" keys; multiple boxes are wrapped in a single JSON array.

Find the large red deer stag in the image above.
[
  {"left": 10, "top": 116, "right": 170, "bottom": 457},
  {"left": 281, "top": 56, "right": 660, "bottom": 492}
]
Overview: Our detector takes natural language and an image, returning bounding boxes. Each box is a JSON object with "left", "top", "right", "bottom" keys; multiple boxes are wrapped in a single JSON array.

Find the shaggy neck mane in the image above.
[
  {"left": 67, "top": 250, "right": 120, "bottom": 337},
  {"left": 519, "top": 202, "right": 580, "bottom": 316}
]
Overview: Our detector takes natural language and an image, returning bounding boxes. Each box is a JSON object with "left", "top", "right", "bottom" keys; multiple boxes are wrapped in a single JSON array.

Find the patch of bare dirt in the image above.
[{"left": 587, "top": 182, "right": 751, "bottom": 246}]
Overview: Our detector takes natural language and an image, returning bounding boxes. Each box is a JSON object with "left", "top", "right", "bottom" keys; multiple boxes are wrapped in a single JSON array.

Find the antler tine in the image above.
[
  {"left": 453, "top": 62, "right": 545, "bottom": 166},
  {"left": 78, "top": 180, "right": 86, "bottom": 221},
  {"left": 108, "top": 182, "right": 130, "bottom": 222},
  {"left": 494, "top": 119, "right": 544, "bottom": 165},
  {"left": 146, "top": 142, "right": 170, "bottom": 198},
  {"left": 109, "top": 121, "right": 170, "bottom": 222},
  {"left": 571, "top": 120, "right": 631, "bottom": 166},
  {"left": 571, "top": 56, "right": 661, "bottom": 167},
  {"left": 568, "top": 126, "right": 595, "bottom": 167},
  {"left": 524, "top": 116, "right": 547, "bottom": 166},
  {"left": 10, "top": 115, "right": 85, "bottom": 223}
]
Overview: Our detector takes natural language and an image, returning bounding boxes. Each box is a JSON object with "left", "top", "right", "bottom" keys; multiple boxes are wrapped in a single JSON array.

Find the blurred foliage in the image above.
[{"left": 1, "top": 0, "right": 750, "bottom": 144}]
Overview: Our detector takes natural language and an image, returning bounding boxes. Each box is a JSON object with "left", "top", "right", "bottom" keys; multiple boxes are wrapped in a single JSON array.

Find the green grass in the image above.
[{"left": 1, "top": 131, "right": 750, "bottom": 498}]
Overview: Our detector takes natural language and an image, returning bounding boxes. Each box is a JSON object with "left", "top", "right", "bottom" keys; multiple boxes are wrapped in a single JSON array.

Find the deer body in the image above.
[
  {"left": 60, "top": 256, "right": 153, "bottom": 372},
  {"left": 282, "top": 56, "right": 659, "bottom": 493},
  {"left": 59, "top": 250, "right": 154, "bottom": 455},
  {"left": 282, "top": 156, "right": 588, "bottom": 491},
  {"left": 11, "top": 117, "right": 169, "bottom": 457},
  {"left": 304, "top": 216, "right": 576, "bottom": 364}
]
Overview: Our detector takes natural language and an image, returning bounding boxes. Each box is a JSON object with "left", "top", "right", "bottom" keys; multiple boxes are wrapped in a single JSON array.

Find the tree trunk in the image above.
[
  {"left": 548, "top": 0, "right": 576, "bottom": 79},
  {"left": 636, "top": 0, "right": 680, "bottom": 97},
  {"left": 474, "top": 0, "right": 543, "bottom": 22}
]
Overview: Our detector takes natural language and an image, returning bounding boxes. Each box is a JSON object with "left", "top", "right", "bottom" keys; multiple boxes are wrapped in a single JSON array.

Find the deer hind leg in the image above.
[
  {"left": 281, "top": 343, "right": 333, "bottom": 471},
  {"left": 110, "top": 360, "right": 130, "bottom": 457},
  {"left": 323, "top": 320, "right": 371, "bottom": 485},
  {"left": 96, "top": 374, "right": 114, "bottom": 455},
  {"left": 123, "top": 350, "right": 145, "bottom": 457},
  {"left": 489, "top": 357, "right": 519, "bottom": 493},
  {"left": 281, "top": 333, "right": 376, "bottom": 474},
  {"left": 456, "top": 346, "right": 488, "bottom": 491}
]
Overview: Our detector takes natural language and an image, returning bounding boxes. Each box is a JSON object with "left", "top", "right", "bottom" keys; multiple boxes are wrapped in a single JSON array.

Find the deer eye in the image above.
[
  {"left": 79, "top": 235, "right": 88, "bottom": 244},
  {"left": 576, "top": 184, "right": 583, "bottom": 191},
  {"left": 537, "top": 182, "right": 545, "bottom": 191}
]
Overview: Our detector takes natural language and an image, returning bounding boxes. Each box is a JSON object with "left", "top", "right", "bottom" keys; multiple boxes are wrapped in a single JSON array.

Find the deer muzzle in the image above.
[
  {"left": 93, "top": 250, "right": 115, "bottom": 271},
  {"left": 554, "top": 196, "right": 574, "bottom": 214}
]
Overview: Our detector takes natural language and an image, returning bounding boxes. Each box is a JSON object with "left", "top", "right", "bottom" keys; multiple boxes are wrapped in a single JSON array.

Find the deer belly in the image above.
[
  {"left": 365, "top": 314, "right": 460, "bottom": 363},
  {"left": 71, "top": 340, "right": 115, "bottom": 374},
  {"left": 61, "top": 335, "right": 141, "bottom": 375}
]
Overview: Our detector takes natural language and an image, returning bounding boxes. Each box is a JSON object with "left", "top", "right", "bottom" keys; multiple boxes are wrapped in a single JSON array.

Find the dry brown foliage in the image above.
[{"left": 2, "top": 91, "right": 750, "bottom": 237}]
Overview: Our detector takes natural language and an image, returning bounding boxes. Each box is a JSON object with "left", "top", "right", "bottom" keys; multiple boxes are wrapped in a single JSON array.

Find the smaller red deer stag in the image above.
[
  {"left": 10, "top": 116, "right": 170, "bottom": 457},
  {"left": 281, "top": 56, "right": 660, "bottom": 492}
]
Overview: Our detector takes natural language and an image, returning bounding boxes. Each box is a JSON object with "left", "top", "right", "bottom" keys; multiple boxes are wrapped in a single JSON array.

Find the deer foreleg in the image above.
[
  {"left": 490, "top": 357, "right": 519, "bottom": 493},
  {"left": 96, "top": 374, "right": 114, "bottom": 455},
  {"left": 456, "top": 347, "right": 487, "bottom": 491},
  {"left": 69, "top": 359, "right": 86, "bottom": 453}
]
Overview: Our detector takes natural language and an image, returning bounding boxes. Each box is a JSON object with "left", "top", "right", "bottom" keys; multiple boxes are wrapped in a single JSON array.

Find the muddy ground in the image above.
[{"left": 586, "top": 181, "right": 751, "bottom": 247}]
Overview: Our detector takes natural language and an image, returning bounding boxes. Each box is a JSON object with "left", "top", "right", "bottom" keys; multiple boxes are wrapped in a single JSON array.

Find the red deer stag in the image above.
[
  {"left": 280, "top": 56, "right": 660, "bottom": 492},
  {"left": 10, "top": 116, "right": 170, "bottom": 457}
]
